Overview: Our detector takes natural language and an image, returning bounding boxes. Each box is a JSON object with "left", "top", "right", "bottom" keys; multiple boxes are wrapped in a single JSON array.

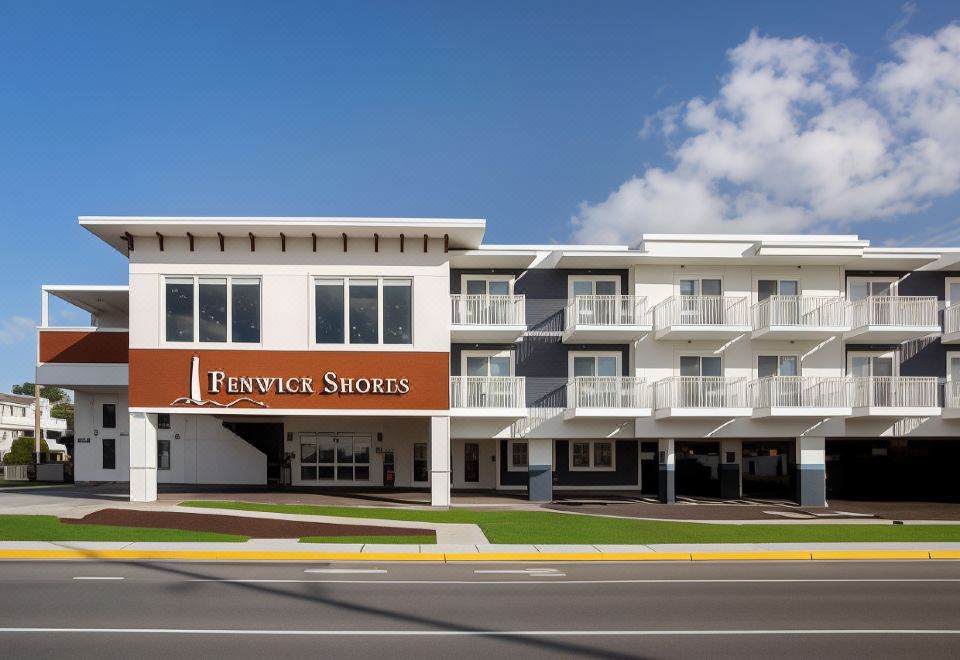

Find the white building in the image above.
[
  {"left": 0, "top": 393, "right": 68, "bottom": 460},
  {"left": 35, "top": 217, "right": 960, "bottom": 506}
]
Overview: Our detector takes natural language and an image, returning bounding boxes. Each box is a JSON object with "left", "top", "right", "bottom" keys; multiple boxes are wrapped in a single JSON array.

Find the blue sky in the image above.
[{"left": 1, "top": 0, "right": 959, "bottom": 389}]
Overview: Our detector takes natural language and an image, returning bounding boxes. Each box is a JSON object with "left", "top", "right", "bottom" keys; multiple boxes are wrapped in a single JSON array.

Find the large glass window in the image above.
[
  {"left": 157, "top": 440, "right": 171, "bottom": 470},
  {"left": 165, "top": 277, "right": 194, "bottom": 342},
  {"left": 413, "top": 442, "right": 429, "bottom": 482},
  {"left": 298, "top": 433, "right": 370, "bottom": 482},
  {"left": 570, "top": 440, "right": 614, "bottom": 470},
  {"left": 164, "top": 276, "right": 260, "bottom": 343},
  {"left": 314, "top": 278, "right": 412, "bottom": 345}
]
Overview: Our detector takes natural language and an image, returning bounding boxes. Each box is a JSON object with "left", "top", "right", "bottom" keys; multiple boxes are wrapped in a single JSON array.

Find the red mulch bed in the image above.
[{"left": 62, "top": 509, "right": 435, "bottom": 539}]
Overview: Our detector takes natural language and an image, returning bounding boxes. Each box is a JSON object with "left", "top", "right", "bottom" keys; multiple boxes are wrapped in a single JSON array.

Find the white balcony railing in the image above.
[
  {"left": 850, "top": 376, "right": 939, "bottom": 408},
  {"left": 750, "top": 376, "right": 851, "bottom": 409},
  {"left": 945, "top": 303, "right": 960, "bottom": 336},
  {"left": 449, "top": 376, "right": 525, "bottom": 410},
  {"left": 565, "top": 295, "right": 648, "bottom": 328},
  {"left": 567, "top": 376, "right": 649, "bottom": 409},
  {"left": 653, "top": 295, "right": 750, "bottom": 329},
  {"left": 450, "top": 294, "right": 526, "bottom": 326},
  {"left": 752, "top": 296, "right": 846, "bottom": 330},
  {"left": 846, "top": 296, "right": 938, "bottom": 329},
  {"left": 944, "top": 382, "right": 960, "bottom": 410},
  {"left": 653, "top": 376, "right": 749, "bottom": 409}
]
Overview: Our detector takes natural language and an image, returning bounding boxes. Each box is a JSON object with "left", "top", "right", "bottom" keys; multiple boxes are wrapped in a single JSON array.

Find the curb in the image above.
[{"left": 1, "top": 549, "right": 959, "bottom": 562}]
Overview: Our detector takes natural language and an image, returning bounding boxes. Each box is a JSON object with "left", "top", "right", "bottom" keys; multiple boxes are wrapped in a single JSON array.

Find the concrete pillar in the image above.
[
  {"left": 796, "top": 436, "right": 826, "bottom": 507},
  {"left": 658, "top": 438, "right": 675, "bottom": 504},
  {"left": 719, "top": 439, "right": 742, "bottom": 500},
  {"left": 129, "top": 412, "right": 158, "bottom": 502},
  {"left": 430, "top": 416, "right": 451, "bottom": 507},
  {"left": 527, "top": 438, "right": 553, "bottom": 502}
]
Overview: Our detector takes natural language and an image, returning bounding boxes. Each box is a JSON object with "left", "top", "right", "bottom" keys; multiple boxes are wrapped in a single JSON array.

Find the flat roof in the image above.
[
  {"left": 43, "top": 285, "right": 129, "bottom": 318},
  {"left": 80, "top": 216, "right": 487, "bottom": 255}
]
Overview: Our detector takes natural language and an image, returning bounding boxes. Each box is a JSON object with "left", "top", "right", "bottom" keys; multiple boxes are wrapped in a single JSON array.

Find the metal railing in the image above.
[
  {"left": 450, "top": 294, "right": 526, "bottom": 327},
  {"left": 565, "top": 295, "right": 648, "bottom": 328},
  {"left": 567, "top": 376, "right": 649, "bottom": 409},
  {"left": 752, "top": 295, "right": 846, "bottom": 330},
  {"left": 850, "top": 376, "right": 939, "bottom": 408},
  {"left": 846, "top": 296, "right": 938, "bottom": 329},
  {"left": 450, "top": 376, "right": 526, "bottom": 409},
  {"left": 653, "top": 295, "right": 750, "bottom": 328},
  {"left": 750, "top": 376, "right": 851, "bottom": 409},
  {"left": 945, "top": 303, "right": 960, "bottom": 335},
  {"left": 944, "top": 381, "right": 960, "bottom": 410},
  {"left": 653, "top": 376, "right": 749, "bottom": 409}
]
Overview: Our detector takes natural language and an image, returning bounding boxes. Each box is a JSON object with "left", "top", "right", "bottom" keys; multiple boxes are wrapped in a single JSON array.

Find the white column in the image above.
[
  {"left": 430, "top": 416, "right": 451, "bottom": 507},
  {"left": 129, "top": 412, "right": 158, "bottom": 502}
]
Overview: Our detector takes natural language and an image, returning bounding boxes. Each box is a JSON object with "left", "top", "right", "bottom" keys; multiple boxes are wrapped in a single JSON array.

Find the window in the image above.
[
  {"left": 157, "top": 413, "right": 171, "bottom": 430},
  {"left": 757, "top": 355, "right": 798, "bottom": 378},
  {"left": 570, "top": 440, "right": 614, "bottom": 471},
  {"left": 413, "top": 442, "right": 429, "bottom": 482},
  {"left": 164, "top": 276, "right": 261, "bottom": 344},
  {"left": 849, "top": 353, "right": 895, "bottom": 378},
  {"left": 680, "top": 355, "right": 724, "bottom": 407},
  {"left": 847, "top": 278, "right": 895, "bottom": 301},
  {"left": 102, "top": 438, "right": 115, "bottom": 470},
  {"left": 849, "top": 352, "right": 897, "bottom": 406},
  {"left": 571, "top": 353, "right": 620, "bottom": 378},
  {"left": 946, "top": 278, "right": 960, "bottom": 309},
  {"left": 157, "top": 440, "right": 171, "bottom": 470},
  {"left": 298, "top": 433, "right": 371, "bottom": 482},
  {"left": 313, "top": 278, "right": 412, "bottom": 345},
  {"left": 508, "top": 440, "right": 528, "bottom": 471},
  {"left": 680, "top": 278, "right": 722, "bottom": 296},
  {"left": 758, "top": 279, "right": 799, "bottom": 301},
  {"left": 464, "top": 351, "right": 513, "bottom": 377},
  {"left": 569, "top": 277, "right": 619, "bottom": 299},
  {"left": 680, "top": 355, "right": 722, "bottom": 378},
  {"left": 463, "top": 276, "right": 513, "bottom": 296},
  {"left": 102, "top": 404, "right": 116, "bottom": 429}
]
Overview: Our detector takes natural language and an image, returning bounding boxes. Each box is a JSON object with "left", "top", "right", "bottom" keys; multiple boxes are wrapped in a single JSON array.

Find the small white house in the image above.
[{"left": 0, "top": 393, "right": 69, "bottom": 461}]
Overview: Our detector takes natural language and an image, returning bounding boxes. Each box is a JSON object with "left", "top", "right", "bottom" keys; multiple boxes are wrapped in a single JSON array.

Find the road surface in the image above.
[{"left": 0, "top": 559, "right": 958, "bottom": 658}]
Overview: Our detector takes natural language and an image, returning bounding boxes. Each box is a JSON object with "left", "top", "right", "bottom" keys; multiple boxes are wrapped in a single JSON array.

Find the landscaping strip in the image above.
[
  {"left": 0, "top": 515, "right": 247, "bottom": 543},
  {"left": 179, "top": 501, "right": 960, "bottom": 545}
]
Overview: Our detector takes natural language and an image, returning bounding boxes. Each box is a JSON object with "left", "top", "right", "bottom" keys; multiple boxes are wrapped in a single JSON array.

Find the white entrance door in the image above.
[{"left": 850, "top": 354, "right": 895, "bottom": 406}]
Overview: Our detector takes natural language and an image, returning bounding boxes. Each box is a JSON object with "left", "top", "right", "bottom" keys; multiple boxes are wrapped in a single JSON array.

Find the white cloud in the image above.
[
  {"left": 0, "top": 316, "right": 36, "bottom": 346},
  {"left": 572, "top": 24, "right": 960, "bottom": 245}
]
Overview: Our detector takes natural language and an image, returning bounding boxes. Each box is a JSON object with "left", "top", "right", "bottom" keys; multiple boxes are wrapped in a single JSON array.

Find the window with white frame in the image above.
[
  {"left": 313, "top": 277, "right": 412, "bottom": 345},
  {"left": 462, "top": 350, "right": 514, "bottom": 377},
  {"left": 946, "top": 278, "right": 960, "bottom": 308},
  {"left": 848, "top": 351, "right": 896, "bottom": 378},
  {"left": 679, "top": 277, "right": 722, "bottom": 296},
  {"left": 570, "top": 352, "right": 620, "bottom": 378},
  {"left": 757, "top": 279, "right": 799, "bottom": 300},
  {"left": 569, "top": 276, "right": 619, "bottom": 299},
  {"left": 569, "top": 440, "right": 615, "bottom": 471},
  {"left": 462, "top": 275, "right": 513, "bottom": 296},
  {"left": 507, "top": 440, "right": 528, "bottom": 471},
  {"left": 757, "top": 354, "right": 799, "bottom": 378},
  {"left": 847, "top": 277, "right": 895, "bottom": 301},
  {"left": 164, "top": 276, "right": 261, "bottom": 344}
]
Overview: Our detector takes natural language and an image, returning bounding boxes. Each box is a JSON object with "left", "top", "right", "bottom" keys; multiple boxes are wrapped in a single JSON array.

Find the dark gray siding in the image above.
[{"left": 555, "top": 440, "right": 639, "bottom": 487}]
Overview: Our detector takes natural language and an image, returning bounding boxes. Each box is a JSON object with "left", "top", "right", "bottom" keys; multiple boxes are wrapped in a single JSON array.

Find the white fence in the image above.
[
  {"left": 846, "top": 296, "right": 938, "bottom": 329},
  {"left": 752, "top": 295, "right": 846, "bottom": 330},
  {"left": 450, "top": 294, "right": 526, "bottom": 326},
  {"left": 653, "top": 295, "right": 750, "bottom": 328},
  {"left": 565, "top": 295, "right": 648, "bottom": 328},
  {"left": 450, "top": 376, "right": 526, "bottom": 409},
  {"left": 850, "top": 376, "right": 939, "bottom": 408},
  {"left": 653, "top": 376, "right": 749, "bottom": 409},
  {"left": 567, "top": 376, "right": 649, "bottom": 409},
  {"left": 750, "top": 376, "right": 851, "bottom": 409},
  {"left": 0, "top": 465, "right": 29, "bottom": 481}
]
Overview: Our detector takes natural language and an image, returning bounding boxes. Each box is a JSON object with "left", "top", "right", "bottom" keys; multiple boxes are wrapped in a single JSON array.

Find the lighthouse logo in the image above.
[{"left": 169, "top": 356, "right": 267, "bottom": 408}]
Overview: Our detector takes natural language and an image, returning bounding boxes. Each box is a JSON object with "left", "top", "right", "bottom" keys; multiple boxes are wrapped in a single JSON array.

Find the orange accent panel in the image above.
[
  {"left": 39, "top": 331, "right": 129, "bottom": 364},
  {"left": 129, "top": 349, "right": 450, "bottom": 410}
]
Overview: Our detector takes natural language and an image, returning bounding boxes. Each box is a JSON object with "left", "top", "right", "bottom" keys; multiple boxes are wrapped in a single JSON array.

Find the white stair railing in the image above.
[
  {"left": 450, "top": 294, "right": 526, "bottom": 326},
  {"left": 450, "top": 376, "right": 525, "bottom": 409},
  {"left": 567, "top": 376, "right": 649, "bottom": 409}
]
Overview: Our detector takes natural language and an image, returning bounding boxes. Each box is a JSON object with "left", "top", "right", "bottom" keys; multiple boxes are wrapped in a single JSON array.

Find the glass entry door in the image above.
[
  {"left": 463, "top": 352, "right": 514, "bottom": 407},
  {"left": 850, "top": 355, "right": 895, "bottom": 406},
  {"left": 680, "top": 278, "right": 722, "bottom": 324},
  {"left": 299, "top": 433, "right": 371, "bottom": 482},
  {"left": 464, "top": 442, "right": 480, "bottom": 483},
  {"left": 680, "top": 355, "right": 723, "bottom": 406}
]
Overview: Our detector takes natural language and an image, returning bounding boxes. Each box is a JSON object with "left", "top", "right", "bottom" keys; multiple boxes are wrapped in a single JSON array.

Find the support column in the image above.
[
  {"left": 658, "top": 438, "right": 675, "bottom": 504},
  {"left": 719, "top": 439, "right": 742, "bottom": 500},
  {"left": 129, "top": 412, "right": 158, "bottom": 503},
  {"left": 430, "top": 416, "right": 451, "bottom": 507},
  {"left": 796, "top": 436, "right": 826, "bottom": 507},
  {"left": 527, "top": 438, "right": 553, "bottom": 502}
]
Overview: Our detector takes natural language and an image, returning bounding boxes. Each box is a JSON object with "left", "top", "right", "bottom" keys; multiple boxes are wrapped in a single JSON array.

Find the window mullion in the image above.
[
  {"left": 377, "top": 278, "right": 384, "bottom": 345},
  {"left": 226, "top": 277, "right": 233, "bottom": 343},
  {"left": 193, "top": 276, "right": 199, "bottom": 344}
]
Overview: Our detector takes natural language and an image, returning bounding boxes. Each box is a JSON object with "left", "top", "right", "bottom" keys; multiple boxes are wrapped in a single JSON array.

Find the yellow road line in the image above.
[
  {"left": 691, "top": 551, "right": 812, "bottom": 561},
  {"left": 810, "top": 551, "right": 932, "bottom": 561}
]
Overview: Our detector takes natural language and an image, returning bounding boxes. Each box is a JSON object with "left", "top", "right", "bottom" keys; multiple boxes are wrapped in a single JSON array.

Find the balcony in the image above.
[
  {"left": 36, "top": 327, "right": 129, "bottom": 388},
  {"left": 751, "top": 296, "right": 849, "bottom": 340},
  {"left": 653, "top": 376, "right": 751, "bottom": 419},
  {"left": 942, "top": 304, "right": 960, "bottom": 344},
  {"left": 564, "top": 376, "right": 651, "bottom": 419},
  {"left": 942, "top": 382, "right": 960, "bottom": 418},
  {"left": 848, "top": 376, "right": 940, "bottom": 417},
  {"left": 843, "top": 296, "right": 939, "bottom": 343},
  {"left": 562, "top": 295, "right": 651, "bottom": 343},
  {"left": 652, "top": 295, "right": 751, "bottom": 340},
  {"left": 449, "top": 376, "right": 526, "bottom": 419},
  {"left": 450, "top": 294, "right": 526, "bottom": 342},
  {"left": 0, "top": 415, "right": 68, "bottom": 432},
  {"left": 750, "top": 376, "right": 852, "bottom": 418}
]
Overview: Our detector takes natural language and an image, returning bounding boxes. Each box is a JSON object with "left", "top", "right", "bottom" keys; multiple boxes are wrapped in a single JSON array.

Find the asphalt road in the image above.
[{"left": 0, "top": 560, "right": 958, "bottom": 659}]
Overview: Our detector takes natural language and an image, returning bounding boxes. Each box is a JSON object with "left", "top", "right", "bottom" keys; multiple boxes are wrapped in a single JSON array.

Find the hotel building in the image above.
[{"left": 36, "top": 217, "right": 960, "bottom": 505}]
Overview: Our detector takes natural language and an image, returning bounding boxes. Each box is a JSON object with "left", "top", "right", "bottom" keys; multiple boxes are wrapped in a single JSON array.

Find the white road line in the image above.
[
  {"left": 474, "top": 569, "right": 567, "bottom": 577},
  {"left": 72, "top": 577, "right": 125, "bottom": 581},
  {"left": 304, "top": 569, "right": 388, "bottom": 574},
  {"left": 185, "top": 577, "right": 960, "bottom": 585},
  {"left": 0, "top": 628, "right": 958, "bottom": 636}
]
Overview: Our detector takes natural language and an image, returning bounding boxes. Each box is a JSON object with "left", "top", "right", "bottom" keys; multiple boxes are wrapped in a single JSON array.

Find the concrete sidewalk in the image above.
[{"left": 2, "top": 540, "right": 960, "bottom": 562}]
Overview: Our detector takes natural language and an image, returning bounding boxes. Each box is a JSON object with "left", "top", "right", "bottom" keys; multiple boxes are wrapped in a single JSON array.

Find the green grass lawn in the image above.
[
  {"left": 0, "top": 480, "right": 61, "bottom": 489},
  {"left": 180, "top": 501, "right": 960, "bottom": 545},
  {"left": 0, "top": 515, "right": 248, "bottom": 542},
  {"left": 300, "top": 535, "right": 436, "bottom": 545}
]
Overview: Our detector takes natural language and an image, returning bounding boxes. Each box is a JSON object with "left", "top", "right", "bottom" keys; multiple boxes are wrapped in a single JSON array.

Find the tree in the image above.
[
  {"left": 10, "top": 383, "right": 68, "bottom": 403},
  {"left": 51, "top": 402, "right": 74, "bottom": 430},
  {"left": 2, "top": 437, "right": 49, "bottom": 465}
]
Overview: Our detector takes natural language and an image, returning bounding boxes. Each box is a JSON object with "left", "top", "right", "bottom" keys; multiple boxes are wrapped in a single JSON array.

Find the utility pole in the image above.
[{"left": 34, "top": 383, "right": 42, "bottom": 467}]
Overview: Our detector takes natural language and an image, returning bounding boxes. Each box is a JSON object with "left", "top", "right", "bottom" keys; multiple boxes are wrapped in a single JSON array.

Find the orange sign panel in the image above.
[
  {"left": 129, "top": 349, "right": 450, "bottom": 410},
  {"left": 39, "top": 330, "right": 129, "bottom": 364}
]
